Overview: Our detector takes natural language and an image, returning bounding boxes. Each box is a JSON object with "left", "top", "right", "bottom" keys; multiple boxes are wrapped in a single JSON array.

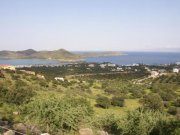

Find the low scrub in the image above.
[{"left": 21, "top": 95, "right": 93, "bottom": 134}]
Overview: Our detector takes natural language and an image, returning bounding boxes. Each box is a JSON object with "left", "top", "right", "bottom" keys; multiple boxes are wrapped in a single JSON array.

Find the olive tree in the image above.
[{"left": 142, "top": 93, "right": 164, "bottom": 111}]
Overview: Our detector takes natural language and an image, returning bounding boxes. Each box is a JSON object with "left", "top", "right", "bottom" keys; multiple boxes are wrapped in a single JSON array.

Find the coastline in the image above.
[{"left": 0, "top": 53, "right": 127, "bottom": 62}]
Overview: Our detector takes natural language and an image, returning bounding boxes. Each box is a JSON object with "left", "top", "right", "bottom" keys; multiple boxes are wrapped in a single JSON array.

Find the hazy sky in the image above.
[{"left": 0, "top": 0, "right": 180, "bottom": 51}]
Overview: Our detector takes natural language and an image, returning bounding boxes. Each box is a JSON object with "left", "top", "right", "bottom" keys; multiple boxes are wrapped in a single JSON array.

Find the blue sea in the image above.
[
  {"left": 0, "top": 59, "right": 61, "bottom": 66},
  {"left": 85, "top": 52, "right": 180, "bottom": 65},
  {"left": 0, "top": 52, "right": 179, "bottom": 66}
]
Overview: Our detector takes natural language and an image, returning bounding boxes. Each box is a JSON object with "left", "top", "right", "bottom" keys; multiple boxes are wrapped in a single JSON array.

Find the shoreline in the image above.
[{"left": 0, "top": 53, "right": 127, "bottom": 62}]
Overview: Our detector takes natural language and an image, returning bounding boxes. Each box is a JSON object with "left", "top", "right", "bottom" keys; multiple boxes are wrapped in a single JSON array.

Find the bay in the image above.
[
  {"left": 85, "top": 52, "right": 180, "bottom": 65},
  {"left": 0, "top": 52, "right": 180, "bottom": 66},
  {"left": 0, "top": 59, "right": 61, "bottom": 66}
]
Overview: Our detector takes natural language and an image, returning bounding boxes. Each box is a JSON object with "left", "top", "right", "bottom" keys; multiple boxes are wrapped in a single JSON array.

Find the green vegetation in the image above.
[
  {"left": 0, "top": 65, "right": 180, "bottom": 135},
  {"left": 119, "top": 109, "right": 166, "bottom": 135},
  {"left": 111, "top": 96, "right": 125, "bottom": 107},
  {"left": 142, "top": 93, "right": 164, "bottom": 111},
  {"left": 19, "top": 63, "right": 149, "bottom": 80},
  {"left": 0, "top": 80, "right": 35, "bottom": 105},
  {"left": 22, "top": 95, "right": 93, "bottom": 134},
  {"left": 96, "top": 96, "right": 111, "bottom": 109}
]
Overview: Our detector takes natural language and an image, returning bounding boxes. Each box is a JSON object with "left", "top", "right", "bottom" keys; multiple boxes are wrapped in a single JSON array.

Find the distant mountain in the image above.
[
  {"left": 0, "top": 49, "right": 81, "bottom": 61},
  {"left": 17, "top": 49, "right": 37, "bottom": 55},
  {"left": 0, "top": 49, "right": 126, "bottom": 61}
]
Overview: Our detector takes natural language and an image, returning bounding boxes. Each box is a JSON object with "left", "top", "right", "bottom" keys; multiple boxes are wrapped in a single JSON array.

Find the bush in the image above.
[
  {"left": 119, "top": 109, "right": 166, "bottom": 135},
  {"left": 174, "top": 98, "right": 180, "bottom": 107},
  {"left": 39, "top": 80, "right": 49, "bottom": 87},
  {"left": 0, "top": 71, "right": 4, "bottom": 78},
  {"left": 104, "top": 89, "right": 117, "bottom": 95},
  {"left": 151, "top": 83, "right": 177, "bottom": 101},
  {"left": 150, "top": 120, "right": 180, "bottom": 135},
  {"left": 96, "top": 96, "right": 111, "bottom": 109},
  {"left": 15, "top": 80, "right": 28, "bottom": 88},
  {"left": 111, "top": 96, "right": 124, "bottom": 107},
  {"left": 131, "top": 89, "right": 144, "bottom": 98},
  {"left": 142, "top": 93, "right": 164, "bottom": 111},
  {"left": 0, "top": 86, "right": 35, "bottom": 105},
  {"left": 168, "top": 106, "right": 177, "bottom": 115},
  {"left": 160, "top": 91, "right": 176, "bottom": 101},
  {"left": 22, "top": 95, "right": 93, "bottom": 133},
  {"left": 92, "top": 113, "right": 120, "bottom": 134}
]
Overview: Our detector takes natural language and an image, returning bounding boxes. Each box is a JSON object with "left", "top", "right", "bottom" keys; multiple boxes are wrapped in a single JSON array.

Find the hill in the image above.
[
  {"left": 0, "top": 49, "right": 81, "bottom": 61},
  {"left": 0, "top": 49, "right": 126, "bottom": 61}
]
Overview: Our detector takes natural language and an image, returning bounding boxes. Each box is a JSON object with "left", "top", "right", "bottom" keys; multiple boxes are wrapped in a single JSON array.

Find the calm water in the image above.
[
  {"left": 85, "top": 52, "right": 180, "bottom": 65},
  {"left": 0, "top": 52, "right": 179, "bottom": 66},
  {"left": 0, "top": 59, "right": 61, "bottom": 66}
]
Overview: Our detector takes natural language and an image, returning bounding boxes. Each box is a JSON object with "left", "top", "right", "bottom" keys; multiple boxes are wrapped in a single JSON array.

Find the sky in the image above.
[{"left": 0, "top": 0, "right": 180, "bottom": 51}]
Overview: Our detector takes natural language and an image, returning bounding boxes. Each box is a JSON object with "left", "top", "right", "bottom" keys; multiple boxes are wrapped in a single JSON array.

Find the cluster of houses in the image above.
[
  {"left": 0, "top": 64, "right": 45, "bottom": 79},
  {"left": 0, "top": 64, "right": 16, "bottom": 71},
  {"left": 87, "top": 63, "right": 142, "bottom": 72},
  {"left": 0, "top": 62, "right": 179, "bottom": 81},
  {"left": 19, "top": 70, "right": 45, "bottom": 79},
  {"left": 99, "top": 63, "right": 116, "bottom": 68},
  {"left": 145, "top": 66, "right": 179, "bottom": 78},
  {"left": 64, "top": 63, "right": 180, "bottom": 75}
]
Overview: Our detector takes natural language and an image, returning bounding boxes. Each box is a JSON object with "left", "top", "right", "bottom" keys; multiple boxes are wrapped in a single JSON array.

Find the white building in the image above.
[
  {"left": 132, "top": 63, "right": 139, "bottom": 66},
  {"left": 173, "top": 68, "right": 179, "bottom": 73},
  {"left": 151, "top": 71, "right": 159, "bottom": 78},
  {"left": 100, "top": 64, "right": 106, "bottom": 68},
  {"left": 37, "top": 74, "right": 45, "bottom": 79},
  {"left": 107, "top": 63, "right": 116, "bottom": 67},
  {"left": 88, "top": 64, "right": 95, "bottom": 67},
  {"left": 54, "top": 77, "right": 64, "bottom": 81},
  {"left": 116, "top": 67, "right": 123, "bottom": 71}
]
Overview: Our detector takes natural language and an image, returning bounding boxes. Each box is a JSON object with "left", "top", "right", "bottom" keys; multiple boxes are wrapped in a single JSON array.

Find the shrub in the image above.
[
  {"left": 111, "top": 96, "right": 124, "bottom": 107},
  {"left": 96, "top": 96, "right": 111, "bottom": 109},
  {"left": 174, "top": 98, "right": 180, "bottom": 107},
  {"left": 151, "top": 83, "right": 177, "bottom": 101},
  {"left": 119, "top": 109, "right": 166, "bottom": 135},
  {"left": 150, "top": 120, "right": 180, "bottom": 135},
  {"left": 142, "top": 93, "right": 164, "bottom": 111},
  {"left": 160, "top": 91, "right": 176, "bottom": 101},
  {"left": 92, "top": 113, "right": 120, "bottom": 134},
  {"left": 131, "top": 89, "right": 144, "bottom": 98},
  {"left": 168, "top": 106, "right": 177, "bottom": 115},
  {"left": 104, "top": 89, "right": 117, "bottom": 95},
  {"left": 22, "top": 95, "right": 93, "bottom": 133},
  {"left": 39, "top": 80, "right": 49, "bottom": 87},
  {"left": 0, "top": 86, "right": 35, "bottom": 105},
  {"left": 0, "top": 71, "right": 4, "bottom": 78},
  {"left": 15, "top": 80, "right": 28, "bottom": 88}
]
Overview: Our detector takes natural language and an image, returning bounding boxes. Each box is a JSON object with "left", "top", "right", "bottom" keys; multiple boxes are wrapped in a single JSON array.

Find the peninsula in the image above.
[{"left": 0, "top": 49, "right": 126, "bottom": 61}]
